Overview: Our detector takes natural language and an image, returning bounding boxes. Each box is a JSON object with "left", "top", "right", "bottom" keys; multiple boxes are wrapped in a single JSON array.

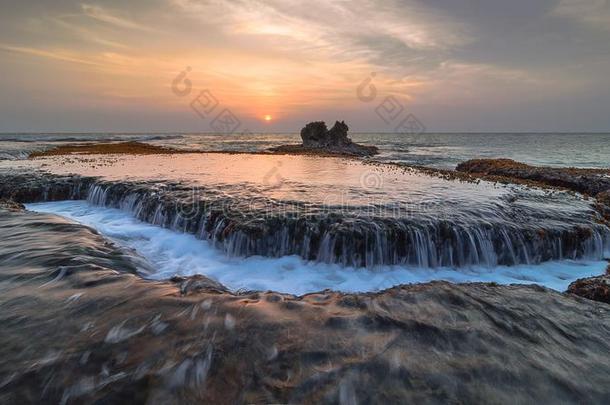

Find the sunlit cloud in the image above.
[
  {"left": 0, "top": 0, "right": 609, "bottom": 131},
  {"left": 80, "top": 3, "right": 152, "bottom": 31}
]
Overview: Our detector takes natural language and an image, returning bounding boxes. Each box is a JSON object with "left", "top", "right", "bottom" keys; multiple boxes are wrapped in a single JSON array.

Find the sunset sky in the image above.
[{"left": 1, "top": 0, "right": 610, "bottom": 132}]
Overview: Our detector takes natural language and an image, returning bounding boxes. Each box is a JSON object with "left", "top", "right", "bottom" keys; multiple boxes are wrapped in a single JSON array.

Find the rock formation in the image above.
[
  {"left": 270, "top": 121, "right": 378, "bottom": 157},
  {"left": 300, "top": 121, "right": 351, "bottom": 148}
]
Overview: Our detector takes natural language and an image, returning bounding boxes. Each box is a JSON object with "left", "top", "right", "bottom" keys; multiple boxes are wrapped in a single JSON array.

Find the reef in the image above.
[
  {"left": 456, "top": 158, "right": 610, "bottom": 196},
  {"left": 1, "top": 206, "right": 610, "bottom": 403},
  {"left": 270, "top": 121, "right": 378, "bottom": 157},
  {"left": 28, "top": 141, "right": 193, "bottom": 157}
]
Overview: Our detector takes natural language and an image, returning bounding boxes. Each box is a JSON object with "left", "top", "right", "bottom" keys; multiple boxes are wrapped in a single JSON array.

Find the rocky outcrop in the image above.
[
  {"left": 270, "top": 121, "right": 378, "bottom": 157},
  {"left": 301, "top": 121, "right": 351, "bottom": 148},
  {"left": 567, "top": 265, "right": 610, "bottom": 304},
  {"left": 2, "top": 208, "right": 610, "bottom": 403},
  {"left": 456, "top": 158, "right": 610, "bottom": 196}
]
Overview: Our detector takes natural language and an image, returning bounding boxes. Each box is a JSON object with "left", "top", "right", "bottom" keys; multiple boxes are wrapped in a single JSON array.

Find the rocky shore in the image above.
[
  {"left": 456, "top": 158, "right": 610, "bottom": 196},
  {"left": 455, "top": 158, "right": 610, "bottom": 304},
  {"left": 2, "top": 205, "right": 610, "bottom": 403},
  {"left": 1, "top": 151, "right": 610, "bottom": 403},
  {"left": 28, "top": 141, "right": 194, "bottom": 157}
]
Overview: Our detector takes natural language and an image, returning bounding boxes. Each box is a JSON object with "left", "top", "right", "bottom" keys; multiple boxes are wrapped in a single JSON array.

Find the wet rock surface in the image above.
[
  {"left": 270, "top": 121, "right": 378, "bottom": 156},
  {"left": 1, "top": 171, "right": 608, "bottom": 268},
  {"left": 456, "top": 158, "right": 610, "bottom": 196},
  {"left": 2, "top": 207, "right": 610, "bottom": 403},
  {"left": 568, "top": 265, "right": 610, "bottom": 304},
  {"left": 0, "top": 199, "right": 25, "bottom": 212}
]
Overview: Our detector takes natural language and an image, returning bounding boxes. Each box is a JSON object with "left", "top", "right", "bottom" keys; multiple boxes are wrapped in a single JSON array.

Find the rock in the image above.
[
  {"left": 271, "top": 121, "right": 378, "bottom": 157},
  {"left": 596, "top": 190, "right": 610, "bottom": 217},
  {"left": 0, "top": 199, "right": 25, "bottom": 212},
  {"left": 301, "top": 121, "right": 351, "bottom": 148},
  {"left": 567, "top": 266, "right": 610, "bottom": 304},
  {"left": 170, "top": 274, "right": 228, "bottom": 295},
  {"left": 456, "top": 158, "right": 610, "bottom": 196}
]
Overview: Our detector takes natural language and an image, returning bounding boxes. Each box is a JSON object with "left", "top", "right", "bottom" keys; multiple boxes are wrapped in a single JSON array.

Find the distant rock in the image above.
[
  {"left": 270, "top": 121, "right": 378, "bottom": 157},
  {"left": 301, "top": 121, "right": 351, "bottom": 148}
]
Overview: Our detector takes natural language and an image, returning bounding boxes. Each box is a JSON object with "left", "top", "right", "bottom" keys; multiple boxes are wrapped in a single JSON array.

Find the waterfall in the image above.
[
  {"left": 80, "top": 182, "right": 610, "bottom": 268},
  {"left": 2, "top": 173, "right": 608, "bottom": 269}
]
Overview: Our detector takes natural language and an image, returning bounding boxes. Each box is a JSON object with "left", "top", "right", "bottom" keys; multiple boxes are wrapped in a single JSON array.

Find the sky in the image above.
[{"left": 0, "top": 0, "right": 609, "bottom": 133}]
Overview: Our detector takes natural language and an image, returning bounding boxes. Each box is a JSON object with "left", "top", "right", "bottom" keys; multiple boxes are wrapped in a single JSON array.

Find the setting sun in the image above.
[{"left": 264, "top": 115, "right": 272, "bottom": 122}]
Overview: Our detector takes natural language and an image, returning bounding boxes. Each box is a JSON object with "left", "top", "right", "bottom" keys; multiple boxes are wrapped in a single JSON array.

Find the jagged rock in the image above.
[
  {"left": 567, "top": 266, "right": 610, "bottom": 304},
  {"left": 271, "top": 121, "right": 378, "bottom": 157},
  {"left": 301, "top": 121, "right": 351, "bottom": 148}
]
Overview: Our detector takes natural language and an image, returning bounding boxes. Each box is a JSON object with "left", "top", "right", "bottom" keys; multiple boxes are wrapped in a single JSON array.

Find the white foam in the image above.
[{"left": 27, "top": 201, "right": 608, "bottom": 295}]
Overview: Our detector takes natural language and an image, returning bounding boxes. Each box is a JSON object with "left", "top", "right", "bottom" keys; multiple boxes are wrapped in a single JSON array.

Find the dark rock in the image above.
[
  {"left": 301, "top": 121, "right": 351, "bottom": 148},
  {"left": 596, "top": 190, "right": 610, "bottom": 221},
  {"left": 170, "top": 274, "right": 228, "bottom": 295},
  {"left": 567, "top": 266, "right": 610, "bottom": 304},
  {"left": 456, "top": 158, "right": 610, "bottom": 196},
  {"left": 0, "top": 199, "right": 25, "bottom": 212},
  {"left": 271, "top": 121, "right": 378, "bottom": 157}
]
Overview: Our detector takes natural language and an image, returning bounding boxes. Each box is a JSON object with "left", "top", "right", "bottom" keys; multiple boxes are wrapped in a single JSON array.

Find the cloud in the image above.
[
  {"left": 0, "top": 44, "right": 100, "bottom": 66},
  {"left": 170, "top": 0, "right": 472, "bottom": 66},
  {"left": 553, "top": 0, "right": 610, "bottom": 30},
  {"left": 81, "top": 3, "right": 152, "bottom": 31}
]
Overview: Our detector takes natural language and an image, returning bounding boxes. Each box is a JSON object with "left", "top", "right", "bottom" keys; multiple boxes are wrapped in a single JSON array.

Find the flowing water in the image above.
[
  {"left": 1, "top": 133, "right": 608, "bottom": 294},
  {"left": 0, "top": 150, "right": 607, "bottom": 293},
  {"left": 26, "top": 200, "right": 608, "bottom": 294}
]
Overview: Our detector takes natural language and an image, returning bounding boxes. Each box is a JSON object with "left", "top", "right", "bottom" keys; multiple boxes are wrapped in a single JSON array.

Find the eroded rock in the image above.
[
  {"left": 170, "top": 274, "right": 228, "bottom": 295},
  {"left": 271, "top": 121, "right": 378, "bottom": 156},
  {"left": 567, "top": 265, "right": 610, "bottom": 304}
]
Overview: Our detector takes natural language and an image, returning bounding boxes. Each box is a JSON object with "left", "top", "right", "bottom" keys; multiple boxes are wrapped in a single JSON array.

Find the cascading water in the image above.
[
  {"left": 82, "top": 181, "right": 609, "bottom": 268},
  {"left": 2, "top": 169, "right": 609, "bottom": 269}
]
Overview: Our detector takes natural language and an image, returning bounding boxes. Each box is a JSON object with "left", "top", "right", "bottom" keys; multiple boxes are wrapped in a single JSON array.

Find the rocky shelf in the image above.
[{"left": 1, "top": 205, "right": 610, "bottom": 403}]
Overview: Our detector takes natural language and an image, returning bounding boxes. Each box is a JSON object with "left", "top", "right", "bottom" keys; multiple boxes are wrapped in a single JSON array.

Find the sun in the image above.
[{"left": 264, "top": 114, "right": 272, "bottom": 122}]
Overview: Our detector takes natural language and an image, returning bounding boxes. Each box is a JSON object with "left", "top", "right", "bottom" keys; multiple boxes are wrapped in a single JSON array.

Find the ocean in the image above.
[{"left": 1, "top": 132, "right": 609, "bottom": 169}]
